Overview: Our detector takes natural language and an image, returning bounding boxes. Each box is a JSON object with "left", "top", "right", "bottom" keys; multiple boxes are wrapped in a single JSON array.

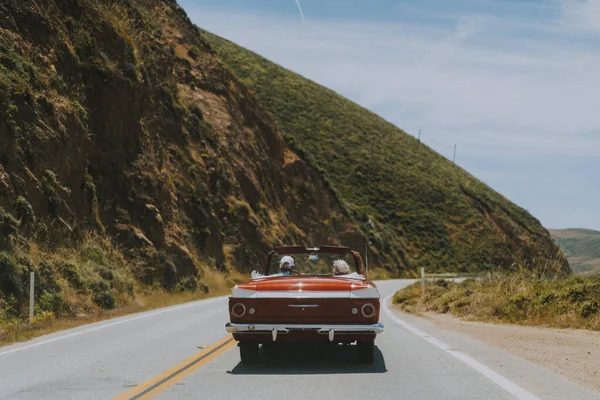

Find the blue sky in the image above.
[{"left": 179, "top": 0, "right": 600, "bottom": 230}]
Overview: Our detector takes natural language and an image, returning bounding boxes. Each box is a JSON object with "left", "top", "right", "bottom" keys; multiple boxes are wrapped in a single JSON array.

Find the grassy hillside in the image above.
[
  {"left": 0, "top": 0, "right": 570, "bottom": 337},
  {"left": 0, "top": 0, "right": 361, "bottom": 329},
  {"left": 204, "top": 32, "right": 569, "bottom": 275},
  {"left": 550, "top": 229, "right": 600, "bottom": 274}
]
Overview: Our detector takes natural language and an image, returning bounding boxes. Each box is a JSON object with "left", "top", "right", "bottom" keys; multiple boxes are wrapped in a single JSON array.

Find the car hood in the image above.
[{"left": 231, "top": 276, "right": 379, "bottom": 299}]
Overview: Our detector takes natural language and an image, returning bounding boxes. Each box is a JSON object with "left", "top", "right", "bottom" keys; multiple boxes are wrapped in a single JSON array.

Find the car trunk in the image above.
[
  {"left": 250, "top": 276, "right": 370, "bottom": 321},
  {"left": 257, "top": 298, "right": 351, "bottom": 319}
]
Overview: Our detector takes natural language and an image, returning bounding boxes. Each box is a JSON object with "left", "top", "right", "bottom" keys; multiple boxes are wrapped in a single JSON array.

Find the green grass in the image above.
[
  {"left": 0, "top": 234, "right": 248, "bottom": 346},
  {"left": 393, "top": 273, "right": 600, "bottom": 330},
  {"left": 203, "top": 31, "right": 568, "bottom": 275},
  {"left": 550, "top": 229, "right": 600, "bottom": 274}
]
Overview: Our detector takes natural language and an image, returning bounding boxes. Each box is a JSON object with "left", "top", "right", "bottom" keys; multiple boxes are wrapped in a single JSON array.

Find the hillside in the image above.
[
  {"left": 203, "top": 31, "right": 569, "bottom": 275},
  {"left": 0, "top": 0, "right": 360, "bottom": 323},
  {"left": 550, "top": 229, "right": 600, "bottom": 274},
  {"left": 0, "top": 0, "right": 569, "bottom": 328}
]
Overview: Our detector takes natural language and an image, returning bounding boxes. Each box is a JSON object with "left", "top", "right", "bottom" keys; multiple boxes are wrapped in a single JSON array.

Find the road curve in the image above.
[{"left": 0, "top": 280, "right": 598, "bottom": 400}]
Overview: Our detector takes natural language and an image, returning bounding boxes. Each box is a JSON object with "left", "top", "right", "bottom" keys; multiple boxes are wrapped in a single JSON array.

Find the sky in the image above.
[{"left": 179, "top": 0, "right": 600, "bottom": 230}]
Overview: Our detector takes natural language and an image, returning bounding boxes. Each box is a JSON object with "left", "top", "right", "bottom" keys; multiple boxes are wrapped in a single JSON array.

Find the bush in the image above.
[
  {"left": 0, "top": 206, "right": 19, "bottom": 237},
  {"left": 37, "top": 291, "right": 66, "bottom": 316},
  {"left": 56, "top": 261, "right": 86, "bottom": 290},
  {"left": 0, "top": 251, "right": 27, "bottom": 301},
  {"left": 577, "top": 301, "right": 599, "bottom": 318},
  {"left": 90, "top": 280, "right": 116, "bottom": 309},
  {"left": 15, "top": 196, "right": 35, "bottom": 225},
  {"left": 92, "top": 291, "right": 116, "bottom": 309},
  {"left": 175, "top": 275, "right": 199, "bottom": 292}
]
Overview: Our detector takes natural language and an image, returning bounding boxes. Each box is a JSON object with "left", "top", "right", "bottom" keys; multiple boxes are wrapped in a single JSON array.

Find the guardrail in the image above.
[{"left": 420, "top": 267, "right": 488, "bottom": 298}]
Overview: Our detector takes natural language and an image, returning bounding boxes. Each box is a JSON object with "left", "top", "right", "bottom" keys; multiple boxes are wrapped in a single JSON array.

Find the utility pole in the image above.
[
  {"left": 417, "top": 129, "right": 422, "bottom": 149},
  {"left": 453, "top": 144, "right": 457, "bottom": 163}
]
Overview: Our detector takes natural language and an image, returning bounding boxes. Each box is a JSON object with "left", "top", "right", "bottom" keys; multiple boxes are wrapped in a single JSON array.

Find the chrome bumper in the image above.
[{"left": 225, "top": 322, "right": 384, "bottom": 342}]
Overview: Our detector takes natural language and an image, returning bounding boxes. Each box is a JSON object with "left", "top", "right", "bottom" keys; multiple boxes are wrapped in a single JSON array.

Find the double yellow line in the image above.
[{"left": 114, "top": 335, "right": 236, "bottom": 400}]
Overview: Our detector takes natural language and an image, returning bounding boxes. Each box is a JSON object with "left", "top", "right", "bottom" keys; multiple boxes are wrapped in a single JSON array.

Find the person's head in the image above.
[
  {"left": 332, "top": 259, "right": 350, "bottom": 275},
  {"left": 279, "top": 255, "right": 295, "bottom": 272}
]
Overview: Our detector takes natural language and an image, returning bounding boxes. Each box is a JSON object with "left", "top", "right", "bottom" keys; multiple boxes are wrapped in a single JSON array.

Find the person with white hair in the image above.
[
  {"left": 278, "top": 255, "right": 295, "bottom": 276},
  {"left": 251, "top": 255, "right": 296, "bottom": 279},
  {"left": 332, "top": 259, "right": 350, "bottom": 275}
]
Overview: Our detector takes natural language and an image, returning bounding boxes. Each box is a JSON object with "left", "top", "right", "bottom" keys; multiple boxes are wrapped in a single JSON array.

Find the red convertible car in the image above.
[{"left": 225, "top": 246, "right": 384, "bottom": 364}]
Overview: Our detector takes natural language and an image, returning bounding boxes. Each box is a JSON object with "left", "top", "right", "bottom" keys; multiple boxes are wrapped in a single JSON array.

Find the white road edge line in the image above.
[
  {"left": 0, "top": 296, "right": 227, "bottom": 358},
  {"left": 382, "top": 295, "right": 541, "bottom": 400}
]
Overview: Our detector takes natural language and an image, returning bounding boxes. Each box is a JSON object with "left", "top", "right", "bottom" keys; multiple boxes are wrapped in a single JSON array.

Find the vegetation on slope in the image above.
[
  {"left": 204, "top": 32, "right": 568, "bottom": 276},
  {"left": 550, "top": 229, "right": 600, "bottom": 274},
  {"left": 0, "top": 0, "right": 360, "bottom": 332},
  {"left": 393, "top": 272, "right": 600, "bottom": 331}
]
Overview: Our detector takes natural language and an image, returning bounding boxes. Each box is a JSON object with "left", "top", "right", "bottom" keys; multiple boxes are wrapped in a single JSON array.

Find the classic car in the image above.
[{"left": 225, "top": 245, "right": 384, "bottom": 364}]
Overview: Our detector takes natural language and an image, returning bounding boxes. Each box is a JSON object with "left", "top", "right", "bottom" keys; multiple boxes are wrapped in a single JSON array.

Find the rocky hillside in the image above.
[
  {"left": 0, "top": 0, "right": 568, "bottom": 323},
  {"left": 0, "top": 0, "right": 360, "bottom": 320},
  {"left": 204, "top": 32, "right": 569, "bottom": 275},
  {"left": 550, "top": 229, "right": 600, "bottom": 274}
]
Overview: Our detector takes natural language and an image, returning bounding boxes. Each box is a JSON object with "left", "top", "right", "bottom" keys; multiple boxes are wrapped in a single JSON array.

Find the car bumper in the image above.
[{"left": 225, "top": 322, "right": 384, "bottom": 342}]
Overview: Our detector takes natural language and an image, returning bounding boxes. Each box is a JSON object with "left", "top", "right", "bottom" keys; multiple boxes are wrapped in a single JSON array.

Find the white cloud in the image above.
[
  {"left": 184, "top": 5, "right": 600, "bottom": 229},
  {"left": 561, "top": 0, "right": 600, "bottom": 32},
  {"left": 190, "top": 9, "right": 600, "bottom": 157}
]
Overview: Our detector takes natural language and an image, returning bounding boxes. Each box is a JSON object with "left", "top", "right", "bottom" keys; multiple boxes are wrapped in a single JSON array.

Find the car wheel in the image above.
[
  {"left": 358, "top": 341, "right": 374, "bottom": 364},
  {"left": 239, "top": 342, "right": 259, "bottom": 365}
]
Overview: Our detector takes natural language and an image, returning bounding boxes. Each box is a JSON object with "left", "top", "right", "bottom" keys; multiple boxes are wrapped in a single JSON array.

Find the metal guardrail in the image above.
[
  {"left": 424, "top": 272, "right": 487, "bottom": 278},
  {"left": 420, "top": 267, "right": 488, "bottom": 297}
]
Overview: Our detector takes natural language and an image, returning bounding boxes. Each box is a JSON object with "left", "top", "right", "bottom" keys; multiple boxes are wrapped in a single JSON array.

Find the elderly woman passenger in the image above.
[{"left": 332, "top": 259, "right": 351, "bottom": 275}]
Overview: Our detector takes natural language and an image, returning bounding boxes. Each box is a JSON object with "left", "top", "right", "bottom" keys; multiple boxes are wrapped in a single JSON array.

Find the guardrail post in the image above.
[
  {"left": 421, "top": 267, "right": 425, "bottom": 298},
  {"left": 29, "top": 271, "right": 35, "bottom": 322}
]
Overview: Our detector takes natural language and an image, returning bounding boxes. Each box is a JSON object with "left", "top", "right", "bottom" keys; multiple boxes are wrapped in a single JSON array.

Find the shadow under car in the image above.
[{"left": 227, "top": 343, "right": 387, "bottom": 375}]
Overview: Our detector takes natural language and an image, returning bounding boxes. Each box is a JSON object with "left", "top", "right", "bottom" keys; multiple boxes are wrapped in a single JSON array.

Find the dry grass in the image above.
[
  {"left": 393, "top": 273, "right": 600, "bottom": 331},
  {"left": 0, "top": 271, "right": 244, "bottom": 347}
]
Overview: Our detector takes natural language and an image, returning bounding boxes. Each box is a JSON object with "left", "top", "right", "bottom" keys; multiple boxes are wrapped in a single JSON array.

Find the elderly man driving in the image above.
[{"left": 277, "top": 255, "right": 295, "bottom": 276}]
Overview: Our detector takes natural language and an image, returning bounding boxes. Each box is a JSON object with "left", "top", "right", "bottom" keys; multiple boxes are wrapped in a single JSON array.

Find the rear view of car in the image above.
[{"left": 225, "top": 246, "right": 384, "bottom": 364}]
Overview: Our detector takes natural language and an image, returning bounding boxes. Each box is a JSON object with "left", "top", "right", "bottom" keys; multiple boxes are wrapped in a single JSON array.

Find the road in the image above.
[{"left": 0, "top": 280, "right": 599, "bottom": 400}]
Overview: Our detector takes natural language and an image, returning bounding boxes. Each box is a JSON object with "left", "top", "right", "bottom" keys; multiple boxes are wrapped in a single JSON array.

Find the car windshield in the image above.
[{"left": 261, "top": 251, "right": 362, "bottom": 278}]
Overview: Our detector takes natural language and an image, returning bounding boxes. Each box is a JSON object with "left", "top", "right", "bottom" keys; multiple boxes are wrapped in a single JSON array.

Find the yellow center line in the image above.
[{"left": 113, "top": 335, "right": 236, "bottom": 400}]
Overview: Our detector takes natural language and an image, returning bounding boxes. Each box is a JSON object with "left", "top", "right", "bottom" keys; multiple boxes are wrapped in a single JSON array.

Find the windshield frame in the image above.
[{"left": 264, "top": 246, "right": 366, "bottom": 276}]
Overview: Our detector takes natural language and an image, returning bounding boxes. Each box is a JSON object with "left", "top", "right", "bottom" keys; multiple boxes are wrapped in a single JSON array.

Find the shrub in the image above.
[
  {"left": 0, "top": 206, "right": 19, "bottom": 236},
  {"left": 38, "top": 291, "right": 66, "bottom": 316},
  {"left": 90, "top": 280, "right": 116, "bottom": 309},
  {"left": 56, "top": 261, "right": 86, "bottom": 290},
  {"left": 92, "top": 291, "right": 116, "bottom": 309},
  {"left": 0, "top": 251, "right": 27, "bottom": 301},
  {"left": 15, "top": 196, "right": 35, "bottom": 225},
  {"left": 175, "top": 275, "right": 199, "bottom": 292},
  {"left": 577, "top": 301, "right": 599, "bottom": 318}
]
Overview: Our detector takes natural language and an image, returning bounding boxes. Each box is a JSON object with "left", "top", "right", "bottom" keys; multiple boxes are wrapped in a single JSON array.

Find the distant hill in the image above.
[
  {"left": 550, "top": 229, "right": 600, "bottom": 274},
  {"left": 204, "top": 31, "right": 569, "bottom": 275}
]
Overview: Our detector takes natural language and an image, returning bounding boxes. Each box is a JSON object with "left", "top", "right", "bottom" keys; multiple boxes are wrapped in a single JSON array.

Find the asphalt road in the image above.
[{"left": 1, "top": 279, "right": 599, "bottom": 400}]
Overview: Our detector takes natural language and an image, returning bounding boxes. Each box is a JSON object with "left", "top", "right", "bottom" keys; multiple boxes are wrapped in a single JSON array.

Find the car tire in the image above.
[
  {"left": 239, "top": 342, "right": 259, "bottom": 365},
  {"left": 358, "top": 341, "right": 375, "bottom": 364}
]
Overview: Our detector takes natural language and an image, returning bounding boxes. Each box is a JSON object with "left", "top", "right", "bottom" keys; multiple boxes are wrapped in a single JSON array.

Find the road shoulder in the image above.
[
  {"left": 387, "top": 302, "right": 600, "bottom": 400},
  {"left": 419, "top": 311, "right": 600, "bottom": 393}
]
